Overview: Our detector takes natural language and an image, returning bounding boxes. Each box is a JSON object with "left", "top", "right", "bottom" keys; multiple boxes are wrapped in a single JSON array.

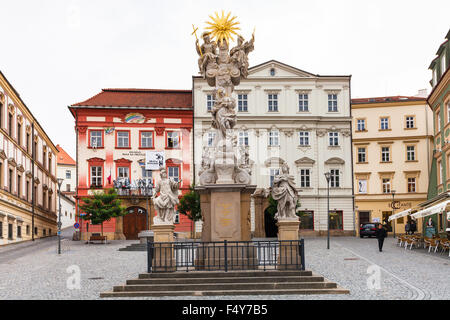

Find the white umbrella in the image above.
[
  {"left": 411, "top": 200, "right": 450, "bottom": 219},
  {"left": 388, "top": 208, "right": 412, "bottom": 222}
]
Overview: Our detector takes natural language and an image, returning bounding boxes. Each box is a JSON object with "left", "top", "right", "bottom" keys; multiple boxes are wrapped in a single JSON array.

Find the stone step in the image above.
[
  {"left": 100, "top": 287, "right": 350, "bottom": 298},
  {"left": 126, "top": 275, "right": 325, "bottom": 285},
  {"left": 113, "top": 281, "right": 337, "bottom": 292},
  {"left": 138, "top": 270, "right": 313, "bottom": 279}
]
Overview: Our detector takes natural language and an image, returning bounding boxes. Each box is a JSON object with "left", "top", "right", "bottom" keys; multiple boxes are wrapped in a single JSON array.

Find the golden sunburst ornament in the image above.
[{"left": 205, "top": 11, "right": 241, "bottom": 45}]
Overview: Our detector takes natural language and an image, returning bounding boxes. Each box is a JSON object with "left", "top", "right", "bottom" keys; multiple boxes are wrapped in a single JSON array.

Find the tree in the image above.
[
  {"left": 79, "top": 188, "right": 127, "bottom": 237},
  {"left": 178, "top": 185, "right": 202, "bottom": 222}
]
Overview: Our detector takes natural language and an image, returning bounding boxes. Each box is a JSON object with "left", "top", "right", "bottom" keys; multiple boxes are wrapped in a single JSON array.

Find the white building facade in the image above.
[{"left": 193, "top": 60, "right": 355, "bottom": 237}]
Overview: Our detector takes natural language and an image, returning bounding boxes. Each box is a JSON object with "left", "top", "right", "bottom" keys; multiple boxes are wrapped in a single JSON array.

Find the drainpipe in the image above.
[
  {"left": 31, "top": 122, "right": 35, "bottom": 241},
  {"left": 349, "top": 76, "right": 356, "bottom": 236}
]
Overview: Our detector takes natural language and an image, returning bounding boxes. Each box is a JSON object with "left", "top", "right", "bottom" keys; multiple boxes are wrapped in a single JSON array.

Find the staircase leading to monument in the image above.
[{"left": 100, "top": 270, "right": 349, "bottom": 297}]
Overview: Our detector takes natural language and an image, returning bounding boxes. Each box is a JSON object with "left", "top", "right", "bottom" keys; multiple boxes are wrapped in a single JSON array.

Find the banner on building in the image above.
[{"left": 145, "top": 151, "right": 165, "bottom": 170}]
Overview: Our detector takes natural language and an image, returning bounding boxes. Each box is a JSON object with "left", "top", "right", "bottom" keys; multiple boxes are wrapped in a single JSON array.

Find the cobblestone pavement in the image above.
[{"left": 0, "top": 236, "right": 448, "bottom": 300}]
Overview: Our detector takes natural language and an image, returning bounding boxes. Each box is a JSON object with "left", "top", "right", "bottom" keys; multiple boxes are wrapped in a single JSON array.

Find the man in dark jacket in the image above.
[{"left": 376, "top": 224, "right": 388, "bottom": 252}]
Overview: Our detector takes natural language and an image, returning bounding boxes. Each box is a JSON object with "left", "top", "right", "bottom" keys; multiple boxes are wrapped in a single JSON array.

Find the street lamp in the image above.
[
  {"left": 57, "top": 178, "right": 64, "bottom": 255},
  {"left": 324, "top": 172, "right": 331, "bottom": 250}
]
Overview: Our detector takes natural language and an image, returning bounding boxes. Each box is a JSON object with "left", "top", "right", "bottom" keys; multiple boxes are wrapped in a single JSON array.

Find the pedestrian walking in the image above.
[{"left": 376, "top": 224, "right": 387, "bottom": 252}]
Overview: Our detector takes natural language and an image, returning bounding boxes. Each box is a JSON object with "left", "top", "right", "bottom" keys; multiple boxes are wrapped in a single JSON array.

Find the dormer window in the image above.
[{"left": 270, "top": 68, "right": 276, "bottom": 76}]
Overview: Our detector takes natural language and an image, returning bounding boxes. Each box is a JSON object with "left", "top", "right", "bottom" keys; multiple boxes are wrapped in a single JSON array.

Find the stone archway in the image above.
[{"left": 123, "top": 206, "right": 147, "bottom": 240}]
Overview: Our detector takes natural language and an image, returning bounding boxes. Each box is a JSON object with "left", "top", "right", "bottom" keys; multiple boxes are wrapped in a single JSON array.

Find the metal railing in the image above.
[{"left": 147, "top": 239, "right": 305, "bottom": 273}]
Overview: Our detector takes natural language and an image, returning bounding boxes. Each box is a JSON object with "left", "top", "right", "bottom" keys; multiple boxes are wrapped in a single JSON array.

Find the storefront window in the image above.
[
  {"left": 298, "top": 211, "right": 314, "bottom": 230},
  {"left": 329, "top": 210, "right": 343, "bottom": 230}
]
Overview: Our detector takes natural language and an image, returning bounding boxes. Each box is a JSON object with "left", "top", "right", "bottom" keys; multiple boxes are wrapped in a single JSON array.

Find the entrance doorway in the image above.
[
  {"left": 359, "top": 211, "right": 370, "bottom": 226},
  {"left": 123, "top": 207, "right": 147, "bottom": 240},
  {"left": 264, "top": 208, "right": 278, "bottom": 238}
]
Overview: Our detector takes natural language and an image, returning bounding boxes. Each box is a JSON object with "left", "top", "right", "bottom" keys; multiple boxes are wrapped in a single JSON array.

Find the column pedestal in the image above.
[
  {"left": 151, "top": 224, "right": 176, "bottom": 272},
  {"left": 277, "top": 219, "right": 300, "bottom": 270}
]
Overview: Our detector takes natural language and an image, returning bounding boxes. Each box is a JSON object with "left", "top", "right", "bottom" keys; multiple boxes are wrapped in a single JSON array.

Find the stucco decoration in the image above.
[
  {"left": 153, "top": 168, "right": 180, "bottom": 225},
  {"left": 195, "top": 18, "right": 254, "bottom": 186}
]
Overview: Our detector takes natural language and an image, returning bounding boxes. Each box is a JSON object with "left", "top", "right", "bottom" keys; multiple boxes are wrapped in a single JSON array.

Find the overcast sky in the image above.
[{"left": 0, "top": 0, "right": 449, "bottom": 157}]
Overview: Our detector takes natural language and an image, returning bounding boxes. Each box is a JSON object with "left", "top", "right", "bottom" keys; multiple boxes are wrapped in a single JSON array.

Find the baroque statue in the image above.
[
  {"left": 152, "top": 168, "right": 181, "bottom": 225},
  {"left": 193, "top": 11, "right": 255, "bottom": 185},
  {"left": 270, "top": 163, "right": 299, "bottom": 221}
]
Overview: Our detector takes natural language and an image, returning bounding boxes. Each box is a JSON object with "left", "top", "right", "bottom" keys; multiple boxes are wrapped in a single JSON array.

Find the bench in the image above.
[{"left": 88, "top": 234, "right": 107, "bottom": 244}]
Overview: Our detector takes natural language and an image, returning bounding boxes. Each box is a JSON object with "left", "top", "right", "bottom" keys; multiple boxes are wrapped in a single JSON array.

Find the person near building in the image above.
[
  {"left": 405, "top": 222, "right": 411, "bottom": 235},
  {"left": 410, "top": 220, "right": 417, "bottom": 235},
  {"left": 376, "top": 224, "right": 388, "bottom": 252}
]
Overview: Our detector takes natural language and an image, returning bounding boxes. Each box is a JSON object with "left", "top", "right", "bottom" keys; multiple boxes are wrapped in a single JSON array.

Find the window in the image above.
[
  {"left": 65, "top": 211, "right": 68, "bottom": 217},
  {"left": 358, "top": 179, "right": 367, "bottom": 194},
  {"left": 238, "top": 131, "right": 248, "bottom": 146},
  {"left": 0, "top": 221, "right": 2, "bottom": 238},
  {"left": 66, "top": 184, "right": 71, "bottom": 192},
  {"left": 17, "top": 121, "right": 21, "bottom": 145},
  {"left": 91, "top": 166, "right": 102, "bottom": 187},
  {"left": 300, "top": 169, "right": 311, "bottom": 188},
  {"left": 43, "top": 148, "right": 46, "bottom": 168},
  {"left": 298, "top": 211, "right": 314, "bottom": 230},
  {"left": 268, "top": 94, "right": 278, "bottom": 112},
  {"left": 269, "top": 168, "right": 280, "bottom": 187},
  {"left": 140, "top": 131, "right": 153, "bottom": 148},
  {"left": 90, "top": 130, "right": 103, "bottom": 148},
  {"left": 298, "top": 94, "right": 309, "bottom": 112},
  {"left": 328, "top": 132, "right": 339, "bottom": 146},
  {"left": 270, "top": 68, "right": 276, "bottom": 76},
  {"left": 43, "top": 229, "right": 46, "bottom": 236},
  {"left": 439, "top": 160, "right": 443, "bottom": 184},
  {"left": 380, "top": 117, "right": 389, "bottom": 130},
  {"left": 330, "top": 169, "right": 340, "bottom": 188},
  {"left": 357, "top": 147, "right": 366, "bottom": 163},
  {"left": 17, "top": 225, "right": 21, "bottom": 238},
  {"left": 357, "top": 119, "right": 366, "bottom": 131},
  {"left": 329, "top": 210, "right": 343, "bottom": 230},
  {"left": 167, "top": 131, "right": 180, "bottom": 148},
  {"left": 437, "top": 110, "right": 441, "bottom": 132},
  {"left": 34, "top": 227, "right": 38, "bottom": 235},
  {"left": 328, "top": 94, "right": 338, "bottom": 112},
  {"left": 405, "top": 116, "right": 415, "bottom": 129},
  {"left": 174, "top": 211, "right": 180, "bottom": 224},
  {"left": 17, "top": 174, "right": 21, "bottom": 197},
  {"left": 66, "top": 170, "right": 71, "bottom": 179},
  {"left": 43, "top": 189, "right": 47, "bottom": 209},
  {"left": 142, "top": 167, "right": 152, "bottom": 190},
  {"left": 26, "top": 132, "right": 30, "bottom": 154},
  {"left": 8, "top": 168, "right": 13, "bottom": 193},
  {"left": 26, "top": 180, "right": 30, "bottom": 202},
  {"left": 238, "top": 94, "right": 248, "bottom": 112},
  {"left": 206, "top": 94, "right": 215, "bottom": 112},
  {"left": 381, "top": 147, "right": 390, "bottom": 162},
  {"left": 117, "top": 167, "right": 129, "bottom": 181},
  {"left": 117, "top": 131, "right": 130, "bottom": 148},
  {"left": 441, "top": 54, "right": 446, "bottom": 76},
  {"left": 406, "top": 146, "right": 416, "bottom": 161},
  {"left": 207, "top": 132, "right": 216, "bottom": 147},
  {"left": 268, "top": 130, "right": 279, "bottom": 146},
  {"left": 26, "top": 225, "right": 30, "bottom": 235},
  {"left": 298, "top": 132, "right": 310, "bottom": 146},
  {"left": 8, "top": 113, "right": 13, "bottom": 137},
  {"left": 447, "top": 102, "right": 450, "bottom": 123},
  {"left": 407, "top": 178, "right": 416, "bottom": 193},
  {"left": 168, "top": 166, "right": 180, "bottom": 182},
  {"left": 382, "top": 178, "right": 391, "bottom": 194},
  {"left": 8, "top": 223, "right": 13, "bottom": 239}
]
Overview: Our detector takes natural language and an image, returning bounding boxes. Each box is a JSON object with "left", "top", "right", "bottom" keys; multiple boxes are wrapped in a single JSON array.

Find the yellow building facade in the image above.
[
  {"left": 352, "top": 96, "right": 434, "bottom": 235},
  {"left": 0, "top": 71, "right": 58, "bottom": 245}
]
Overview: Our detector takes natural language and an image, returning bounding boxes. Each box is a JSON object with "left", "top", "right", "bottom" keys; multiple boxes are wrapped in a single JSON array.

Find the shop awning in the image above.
[
  {"left": 411, "top": 200, "right": 450, "bottom": 219},
  {"left": 388, "top": 209, "right": 412, "bottom": 221}
]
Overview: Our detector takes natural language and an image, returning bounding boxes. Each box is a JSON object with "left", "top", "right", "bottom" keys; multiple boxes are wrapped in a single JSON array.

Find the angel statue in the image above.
[
  {"left": 271, "top": 163, "right": 299, "bottom": 220},
  {"left": 230, "top": 32, "right": 255, "bottom": 79},
  {"left": 152, "top": 168, "right": 181, "bottom": 224},
  {"left": 196, "top": 32, "right": 218, "bottom": 77}
]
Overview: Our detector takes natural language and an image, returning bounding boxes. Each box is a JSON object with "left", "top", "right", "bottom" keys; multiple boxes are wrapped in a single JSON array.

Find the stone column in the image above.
[
  {"left": 151, "top": 223, "right": 176, "bottom": 272},
  {"left": 277, "top": 219, "right": 301, "bottom": 269}
]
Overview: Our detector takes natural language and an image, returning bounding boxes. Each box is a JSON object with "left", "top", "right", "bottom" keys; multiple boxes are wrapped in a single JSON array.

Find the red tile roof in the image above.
[
  {"left": 351, "top": 96, "right": 427, "bottom": 104},
  {"left": 71, "top": 88, "right": 192, "bottom": 109},
  {"left": 56, "top": 145, "right": 76, "bottom": 166}
]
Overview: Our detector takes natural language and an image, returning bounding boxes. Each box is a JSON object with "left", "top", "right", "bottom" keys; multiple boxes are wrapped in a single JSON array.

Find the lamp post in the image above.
[
  {"left": 57, "top": 178, "right": 64, "bottom": 255},
  {"left": 324, "top": 172, "right": 331, "bottom": 250}
]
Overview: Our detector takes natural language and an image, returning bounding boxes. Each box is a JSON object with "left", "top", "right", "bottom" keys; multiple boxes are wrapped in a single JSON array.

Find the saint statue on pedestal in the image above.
[{"left": 153, "top": 168, "right": 180, "bottom": 225}]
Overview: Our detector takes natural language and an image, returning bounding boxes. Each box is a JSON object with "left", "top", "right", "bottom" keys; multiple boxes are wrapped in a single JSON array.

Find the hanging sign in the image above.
[{"left": 145, "top": 151, "right": 165, "bottom": 170}]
